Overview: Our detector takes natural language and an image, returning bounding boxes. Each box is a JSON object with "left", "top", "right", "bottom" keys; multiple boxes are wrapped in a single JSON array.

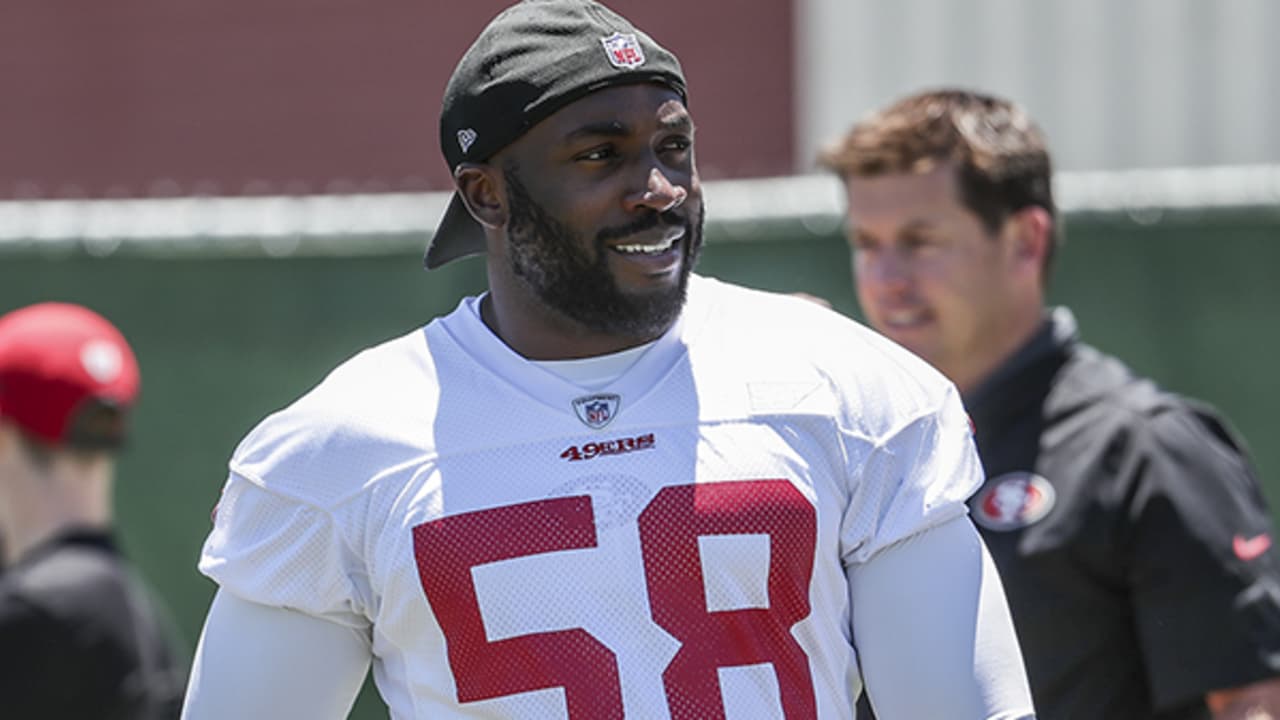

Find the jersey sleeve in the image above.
[
  {"left": 198, "top": 470, "right": 371, "bottom": 629},
  {"left": 1127, "top": 402, "right": 1280, "bottom": 708},
  {"left": 841, "top": 384, "right": 984, "bottom": 565}
]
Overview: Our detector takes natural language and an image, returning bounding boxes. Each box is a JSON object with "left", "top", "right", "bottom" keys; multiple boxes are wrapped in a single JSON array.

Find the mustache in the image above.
[{"left": 596, "top": 209, "right": 687, "bottom": 244}]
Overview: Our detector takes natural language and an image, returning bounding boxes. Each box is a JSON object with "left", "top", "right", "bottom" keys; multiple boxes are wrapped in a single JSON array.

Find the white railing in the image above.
[{"left": 2, "top": 164, "right": 1277, "bottom": 255}]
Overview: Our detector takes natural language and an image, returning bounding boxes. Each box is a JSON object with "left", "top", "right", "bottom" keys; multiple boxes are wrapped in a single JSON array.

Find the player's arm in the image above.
[
  {"left": 850, "top": 514, "right": 1035, "bottom": 719},
  {"left": 842, "top": 380, "right": 1033, "bottom": 719},
  {"left": 180, "top": 588, "right": 371, "bottom": 720}
]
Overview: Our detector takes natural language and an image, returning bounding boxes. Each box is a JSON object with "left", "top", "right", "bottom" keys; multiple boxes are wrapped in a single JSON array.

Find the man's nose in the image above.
[
  {"left": 862, "top": 250, "right": 912, "bottom": 290},
  {"left": 627, "top": 167, "right": 688, "bottom": 214}
]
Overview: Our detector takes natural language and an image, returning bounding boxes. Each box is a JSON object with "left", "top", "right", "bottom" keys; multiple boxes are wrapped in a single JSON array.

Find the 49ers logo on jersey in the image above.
[
  {"left": 561, "top": 433, "right": 655, "bottom": 462},
  {"left": 972, "top": 472, "right": 1056, "bottom": 531}
]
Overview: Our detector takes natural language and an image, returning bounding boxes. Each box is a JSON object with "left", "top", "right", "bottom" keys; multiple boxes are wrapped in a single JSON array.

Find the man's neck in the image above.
[
  {"left": 953, "top": 303, "right": 1046, "bottom": 396},
  {"left": 2, "top": 461, "right": 114, "bottom": 566},
  {"left": 479, "top": 292, "right": 665, "bottom": 361}
]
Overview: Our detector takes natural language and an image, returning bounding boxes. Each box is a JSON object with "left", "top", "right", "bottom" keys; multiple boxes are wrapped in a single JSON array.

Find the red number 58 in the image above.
[{"left": 412, "top": 479, "right": 818, "bottom": 719}]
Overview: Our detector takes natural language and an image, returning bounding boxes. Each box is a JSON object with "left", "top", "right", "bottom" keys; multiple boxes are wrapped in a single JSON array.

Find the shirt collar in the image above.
[{"left": 964, "top": 307, "right": 1078, "bottom": 422}]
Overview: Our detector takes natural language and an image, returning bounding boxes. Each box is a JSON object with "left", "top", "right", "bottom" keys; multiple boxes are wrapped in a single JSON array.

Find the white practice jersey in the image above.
[{"left": 199, "top": 275, "right": 986, "bottom": 719}]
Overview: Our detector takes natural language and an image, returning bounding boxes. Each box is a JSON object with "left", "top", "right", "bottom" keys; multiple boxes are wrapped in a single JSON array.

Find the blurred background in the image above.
[{"left": 2, "top": 0, "right": 1277, "bottom": 717}]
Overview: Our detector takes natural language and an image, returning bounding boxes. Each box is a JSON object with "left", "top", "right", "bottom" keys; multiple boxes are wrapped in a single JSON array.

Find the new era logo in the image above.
[
  {"left": 457, "top": 128, "right": 478, "bottom": 154},
  {"left": 600, "top": 32, "right": 645, "bottom": 69}
]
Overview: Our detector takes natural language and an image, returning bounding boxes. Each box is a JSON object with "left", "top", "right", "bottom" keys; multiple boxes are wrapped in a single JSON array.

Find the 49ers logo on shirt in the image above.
[{"left": 972, "top": 472, "right": 1056, "bottom": 531}]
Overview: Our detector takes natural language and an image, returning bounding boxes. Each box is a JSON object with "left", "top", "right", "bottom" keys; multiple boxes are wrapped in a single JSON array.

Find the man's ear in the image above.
[
  {"left": 1008, "top": 206, "right": 1052, "bottom": 272},
  {"left": 454, "top": 164, "right": 507, "bottom": 230}
]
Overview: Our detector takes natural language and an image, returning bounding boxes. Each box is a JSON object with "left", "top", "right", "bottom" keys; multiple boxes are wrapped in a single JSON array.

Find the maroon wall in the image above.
[{"left": 0, "top": 0, "right": 793, "bottom": 199}]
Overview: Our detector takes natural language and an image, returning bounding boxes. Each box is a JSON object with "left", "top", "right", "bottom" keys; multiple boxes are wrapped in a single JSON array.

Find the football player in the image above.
[{"left": 180, "top": 4, "right": 1035, "bottom": 718}]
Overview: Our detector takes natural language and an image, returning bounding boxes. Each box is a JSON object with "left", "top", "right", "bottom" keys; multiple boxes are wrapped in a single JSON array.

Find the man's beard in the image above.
[{"left": 503, "top": 164, "right": 704, "bottom": 339}]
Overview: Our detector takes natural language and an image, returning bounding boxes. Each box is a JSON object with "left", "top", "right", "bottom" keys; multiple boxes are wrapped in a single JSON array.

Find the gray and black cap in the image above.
[{"left": 425, "top": 0, "right": 688, "bottom": 269}]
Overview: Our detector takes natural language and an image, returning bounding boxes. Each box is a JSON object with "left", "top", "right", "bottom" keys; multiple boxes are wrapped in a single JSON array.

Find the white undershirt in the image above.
[
  {"left": 467, "top": 293, "right": 657, "bottom": 390},
  {"left": 531, "top": 342, "right": 655, "bottom": 390}
]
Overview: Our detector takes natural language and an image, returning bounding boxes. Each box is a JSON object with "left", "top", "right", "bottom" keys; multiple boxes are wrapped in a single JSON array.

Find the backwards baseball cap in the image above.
[
  {"left": 425, "top": 0, "right": 688, "bottom": 269},
  {"left": 0, "top": 302, "right": 140, "bottom": 448}
]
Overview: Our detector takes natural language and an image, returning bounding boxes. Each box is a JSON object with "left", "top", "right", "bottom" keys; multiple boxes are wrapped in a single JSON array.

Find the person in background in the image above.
[
  {"left": 820, "top": 87, "right": 1280, "bottom": 720},
  {"left": 0, "top": 301, "right": 186, "bottom": 719}
]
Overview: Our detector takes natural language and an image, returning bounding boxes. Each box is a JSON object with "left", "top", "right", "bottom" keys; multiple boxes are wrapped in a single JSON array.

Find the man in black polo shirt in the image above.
[
  {"left": 0, "top": 302, "right": 186, "bottom": 719},
  {"left": 821, "top": 89, "right": 1280, "bottom": 719}
]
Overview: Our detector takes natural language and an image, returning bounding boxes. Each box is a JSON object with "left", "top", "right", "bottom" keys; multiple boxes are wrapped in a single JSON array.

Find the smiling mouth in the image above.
[
  {"left": 880, "top": 308, "right": 929, "bottom": 329},
  {"left": 612, "top": 226, "right": 685, "bottom": 255}
]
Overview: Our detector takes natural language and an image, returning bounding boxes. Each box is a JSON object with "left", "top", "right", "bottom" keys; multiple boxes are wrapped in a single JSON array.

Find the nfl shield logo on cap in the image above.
[{"left": 600, "top": 32, "right": 646, "bottom": 69}]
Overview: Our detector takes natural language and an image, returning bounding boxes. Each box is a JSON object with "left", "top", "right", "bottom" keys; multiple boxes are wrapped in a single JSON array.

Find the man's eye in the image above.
[
  {"left": 660, "top": 137, "right": 692, "bottom": 153},
  {"left": 577, "top": 146, "right": 616, "bottom": 162}
]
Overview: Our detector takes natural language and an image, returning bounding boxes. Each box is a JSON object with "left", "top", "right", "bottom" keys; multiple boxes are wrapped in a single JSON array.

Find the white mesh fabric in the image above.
[
  {"left": 839, "top": 385, "right": 982, "bottom": 565},
  {"left": 201, "top": 472, "right": 368, "bottom": 625}
]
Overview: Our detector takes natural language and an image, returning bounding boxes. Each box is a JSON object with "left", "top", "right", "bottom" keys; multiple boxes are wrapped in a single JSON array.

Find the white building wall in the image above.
[{"left": 797, "top": 0, "right": 1280, "bottom": 172}]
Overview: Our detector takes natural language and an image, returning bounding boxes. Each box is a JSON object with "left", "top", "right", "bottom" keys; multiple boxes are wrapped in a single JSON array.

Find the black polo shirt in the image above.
[
  {"left": 0, "top": 529, "right": 187, "bottom": 720},
  {"left": 960, "top": 308, "right": 1280, "bottom": 719},
  {"left": 857, "top": 308, "right": 1280, "bottom": 719}
]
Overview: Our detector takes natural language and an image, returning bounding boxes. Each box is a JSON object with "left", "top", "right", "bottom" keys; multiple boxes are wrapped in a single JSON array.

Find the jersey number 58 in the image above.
[{"left": 412, "top": 479, "right": 818, "bottom": 719}]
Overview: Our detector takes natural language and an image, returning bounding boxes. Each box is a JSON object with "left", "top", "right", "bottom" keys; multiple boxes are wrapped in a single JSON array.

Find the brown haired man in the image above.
[{"left": 822, "top": 88, "right": 1280, "bottom": 720}]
